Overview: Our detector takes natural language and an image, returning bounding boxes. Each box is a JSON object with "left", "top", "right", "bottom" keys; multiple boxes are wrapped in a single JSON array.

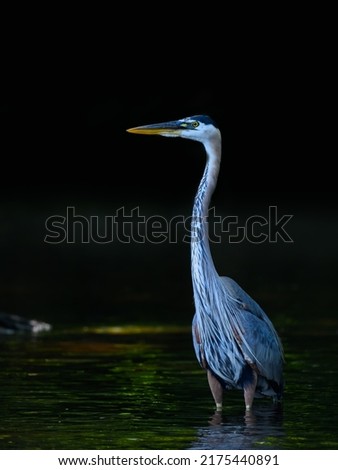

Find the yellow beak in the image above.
[{"left": 126, "top": 119, "right": 182, "bottom": 136}]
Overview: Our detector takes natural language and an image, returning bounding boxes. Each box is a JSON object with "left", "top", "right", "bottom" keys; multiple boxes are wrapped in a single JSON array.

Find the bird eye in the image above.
[{"left": 192, "top": 121, "right": 199, "bottom": 128}]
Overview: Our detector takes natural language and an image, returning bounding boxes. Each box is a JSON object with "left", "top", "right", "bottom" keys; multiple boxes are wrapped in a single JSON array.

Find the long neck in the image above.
[{"left": 191, "top": 137, "right": 221, "bottom": 309}]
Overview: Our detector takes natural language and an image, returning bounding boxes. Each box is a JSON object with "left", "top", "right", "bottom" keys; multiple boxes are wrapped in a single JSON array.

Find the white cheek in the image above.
[{"left": 162, "top": 132, "right": 180, "bottom": 138}]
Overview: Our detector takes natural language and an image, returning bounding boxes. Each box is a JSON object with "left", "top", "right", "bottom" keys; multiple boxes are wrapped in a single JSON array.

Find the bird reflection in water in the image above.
[{"left": 189, "top": 403, "right": 284, "bottom": 450}]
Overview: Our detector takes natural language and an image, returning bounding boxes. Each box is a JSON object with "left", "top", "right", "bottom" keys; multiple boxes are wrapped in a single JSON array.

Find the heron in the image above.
[{"left": 127, "top": 115, "right": 284, "bottom": 411}]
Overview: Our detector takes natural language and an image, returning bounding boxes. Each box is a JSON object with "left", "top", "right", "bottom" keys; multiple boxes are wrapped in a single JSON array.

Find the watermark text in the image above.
[{"left": 44, "top": 206, "right": 294, "bottom": 245}]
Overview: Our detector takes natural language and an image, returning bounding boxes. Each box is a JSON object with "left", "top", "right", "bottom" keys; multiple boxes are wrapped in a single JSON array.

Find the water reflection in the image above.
[
  {"left": 1, "top": 327, "right": 338, "bottom": 450},
  {"left": 189, "top": 404, "right": 284, "bottom": 450}
]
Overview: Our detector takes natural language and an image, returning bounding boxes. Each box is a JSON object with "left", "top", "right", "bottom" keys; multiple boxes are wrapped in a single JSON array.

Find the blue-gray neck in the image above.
[{"left": 190, "top": 139, "right": 221, "bottom": 314}]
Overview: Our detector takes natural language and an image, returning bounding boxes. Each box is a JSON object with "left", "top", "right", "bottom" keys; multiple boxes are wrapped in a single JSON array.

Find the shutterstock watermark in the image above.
[{"left": 44, "top": 206, "right": 294, "bottom": 245}]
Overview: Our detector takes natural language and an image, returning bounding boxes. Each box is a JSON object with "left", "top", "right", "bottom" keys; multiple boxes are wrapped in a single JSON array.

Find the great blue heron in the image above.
[{"left": 127, "top": 115, "right": 284, "bottom": 411}]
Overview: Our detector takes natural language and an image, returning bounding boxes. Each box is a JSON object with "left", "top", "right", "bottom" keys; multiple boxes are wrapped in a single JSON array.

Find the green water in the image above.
[{"left": 0, "top": 321, "right": 337, "bottom": 450}]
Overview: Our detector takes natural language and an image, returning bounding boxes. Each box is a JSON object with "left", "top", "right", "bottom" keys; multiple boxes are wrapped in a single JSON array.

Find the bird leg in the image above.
[
  {"left": 243, "top": 369, "right": 258, "bottom": 410},
  {"left": 207, "top": 369, "right": 223, "bottom": 411}
]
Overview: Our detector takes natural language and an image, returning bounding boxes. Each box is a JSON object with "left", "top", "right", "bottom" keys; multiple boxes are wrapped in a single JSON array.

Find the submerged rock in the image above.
[{"left": 0, "top": 312, "right": 52, "bottom": 335}]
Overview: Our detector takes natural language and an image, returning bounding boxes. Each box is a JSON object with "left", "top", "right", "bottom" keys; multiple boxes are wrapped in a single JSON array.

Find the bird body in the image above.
[{"left": 127, "top": 115, "right": 284, "bottom": 410}]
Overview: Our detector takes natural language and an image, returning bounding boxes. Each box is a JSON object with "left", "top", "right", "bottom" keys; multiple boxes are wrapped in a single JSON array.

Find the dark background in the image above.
[
  {"left": 0, "top": 14, "right": 336, "bottom": 331},
  {"left": 1, "top": 72, "right": 332, "bottom": 205}
]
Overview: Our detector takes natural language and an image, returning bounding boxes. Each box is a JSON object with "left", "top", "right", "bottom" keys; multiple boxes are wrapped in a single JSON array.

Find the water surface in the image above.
[{"left": 1, "top": 321, "right": 337, "bottom": 450}]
